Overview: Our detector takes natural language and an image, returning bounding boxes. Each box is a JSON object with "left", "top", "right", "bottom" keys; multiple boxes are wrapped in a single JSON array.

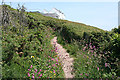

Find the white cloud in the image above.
[{"left": 1, "top": 0, "right": 119, "bottom": 2}]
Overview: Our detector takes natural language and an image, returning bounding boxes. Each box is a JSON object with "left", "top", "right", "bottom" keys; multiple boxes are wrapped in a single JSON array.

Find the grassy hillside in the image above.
[
  {"left": 27, "top": 7, "right": 120, "bottom": 79},
  {"left": 2, "top": 5, "right": 64, "bottom": 78},
  {"left": 28, "top": 12, "right": 104, "bottom": 39},
  {"left": 1, "top": 4, "right": 120, "bottom": 79}
]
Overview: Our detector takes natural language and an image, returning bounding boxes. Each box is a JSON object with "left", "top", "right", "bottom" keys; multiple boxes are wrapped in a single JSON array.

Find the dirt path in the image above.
[{"left": 51, "top": 37, "right": 74, "bottom": 78}]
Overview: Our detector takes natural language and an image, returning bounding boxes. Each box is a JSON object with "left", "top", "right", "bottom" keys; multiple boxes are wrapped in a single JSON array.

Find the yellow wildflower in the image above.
[
  {"left": 87, "top": 56, "right": 89, "bottom": 58},
  {"left": 50, "top": 71, "right": 52, "bottom": 73},
  {"left": 54, "top": 74, "right": 56, "bottom": 76},
  {"left": 31, "top": 56, "right": 34, "bottom": 58}
]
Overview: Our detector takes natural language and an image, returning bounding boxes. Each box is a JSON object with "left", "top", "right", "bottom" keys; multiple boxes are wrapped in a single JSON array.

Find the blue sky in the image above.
[
  {"left": 119, "top": 1, "right": 120, "bottom": 25},
  {"left": 4, "top": 2, "right": 118, "bottom": 31}
]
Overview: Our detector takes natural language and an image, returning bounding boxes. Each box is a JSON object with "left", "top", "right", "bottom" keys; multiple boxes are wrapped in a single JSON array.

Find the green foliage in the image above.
[
  {"left": 27, "top": 7, "right": 119, "bottom": 79},
  {"left": 27, "top": 12, "right": 104, "bottom": 42},
  {"left": 110, "top": 33, "right": 120, "bottom": 57},
  {"left": 2, "top": 4, "right": 120, "bottom": 79},
  {"left": 2, "top": 5, "right": 64, "bottom": 78},
  {"left": 54, "top": 20, "right": 120, "bottom": 78}
]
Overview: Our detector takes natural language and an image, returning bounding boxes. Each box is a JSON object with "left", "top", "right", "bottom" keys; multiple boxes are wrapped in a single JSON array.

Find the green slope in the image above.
[
  {"left": 2, "top": 5, "right": 119, "bottom": 79},
  {"left": 28, "top": 12, "right": 105, "bottom": 39},
  {"left": 2, "top": 5, "right": 64, "bottom": 78}
]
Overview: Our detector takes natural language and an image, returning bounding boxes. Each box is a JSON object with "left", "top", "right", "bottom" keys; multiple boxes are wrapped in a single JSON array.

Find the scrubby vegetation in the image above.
[
  {"left": 57, "top": 24, "right": 120, "bottom": 79},
  {"left": 1, "top": 4, "right": 120, "bottom": 79},
  {"left": 1, "top": 5, "right": 64, "bottom": 79}
]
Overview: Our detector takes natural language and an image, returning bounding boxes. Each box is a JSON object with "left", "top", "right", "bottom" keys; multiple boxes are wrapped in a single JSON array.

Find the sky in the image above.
[
  {"left": 119, "top": 1, "right": 120, "bottom": 26},
  {"left": 2, "top": 0, "right": 119, "bottom": 31},
  {"left": 0, "top": 0, "right": 119, "bottom": 2}
]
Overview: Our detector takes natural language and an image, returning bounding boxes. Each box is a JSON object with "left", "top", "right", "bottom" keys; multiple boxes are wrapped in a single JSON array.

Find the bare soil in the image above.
[{"left": 51, "top": 37, "right": 74, "bottom": 78}]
